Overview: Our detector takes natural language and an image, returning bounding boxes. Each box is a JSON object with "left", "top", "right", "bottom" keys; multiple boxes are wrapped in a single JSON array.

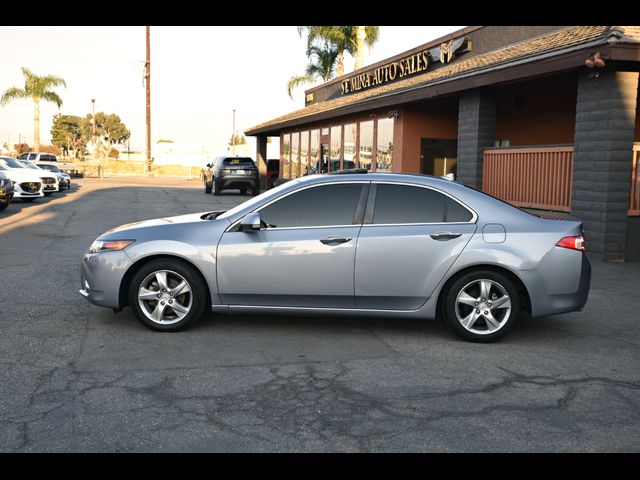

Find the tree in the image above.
[
  {"left": 82, "top": 112, "right": 130, "bottom": 159},
  {"left": 0, "top": 67, "right": 66, "bottom": 151},
  {"left": 298, "top": 26, "right": 379, "bottom": 76},
  {"left": 287, "top": 41, "right": 339, "bottom": 99},
  {"left": 51, "top": 114, "right": 85, "bottom": 157},
  {"left": 14, "top": 143, "right": 30, "bottom": 156},
  {"left": 228, "top": 133, "right": 247, "bottom": 146}
]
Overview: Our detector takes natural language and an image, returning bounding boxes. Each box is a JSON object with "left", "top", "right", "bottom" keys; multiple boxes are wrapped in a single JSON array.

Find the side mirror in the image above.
[{"left": 239, "top": 212, "right": 262, "bottom": 231}]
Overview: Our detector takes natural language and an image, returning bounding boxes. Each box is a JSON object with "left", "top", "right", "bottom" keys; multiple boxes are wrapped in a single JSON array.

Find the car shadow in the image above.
[{"left": 3, "top": 183, "right": 82, "bottom": 215}]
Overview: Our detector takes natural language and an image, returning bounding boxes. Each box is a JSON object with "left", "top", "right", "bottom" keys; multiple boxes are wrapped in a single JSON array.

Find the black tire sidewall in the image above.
[
  {"left": 128, "top": 258, "right": 208, "bottom": 332},
  {"left": 444, "top": 270, "right": 520, "bottom": 343}
]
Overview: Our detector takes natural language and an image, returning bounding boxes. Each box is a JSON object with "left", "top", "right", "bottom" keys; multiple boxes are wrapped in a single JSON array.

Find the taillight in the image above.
[{"left": 556, "top": 235, "right": 585, "bottom": 251}]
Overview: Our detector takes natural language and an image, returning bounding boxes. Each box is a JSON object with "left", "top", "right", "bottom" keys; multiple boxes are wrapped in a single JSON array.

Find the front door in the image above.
[
  {"left": 355, "top": 182, "right": 477, "bottom": 310},
  {"left": 217, "top": 182, "right": 368, "bottom": 308}
]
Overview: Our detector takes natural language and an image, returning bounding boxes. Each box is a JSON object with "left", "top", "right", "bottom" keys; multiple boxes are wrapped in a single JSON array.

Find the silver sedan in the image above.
[{"left": 79, "top": 173, "right": 591, "bottom": 342}]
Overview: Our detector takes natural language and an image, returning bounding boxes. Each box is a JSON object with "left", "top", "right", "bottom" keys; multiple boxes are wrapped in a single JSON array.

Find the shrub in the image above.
[{"left": 108, "top": 147, "right": 120, "bottom": 159}]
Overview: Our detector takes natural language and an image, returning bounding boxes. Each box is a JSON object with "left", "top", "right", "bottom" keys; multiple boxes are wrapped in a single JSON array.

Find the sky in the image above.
[{"left": 0, "top": 26, "right": 464, "bottom": 158}]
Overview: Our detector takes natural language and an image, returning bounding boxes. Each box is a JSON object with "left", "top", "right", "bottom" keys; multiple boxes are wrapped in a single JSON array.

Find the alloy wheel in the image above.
[
  {"left": 454, "top": 279, "right": 512, "bottom": 335},
  {"left": 137, "top": 269, "right": 193, "bottom": 325}
]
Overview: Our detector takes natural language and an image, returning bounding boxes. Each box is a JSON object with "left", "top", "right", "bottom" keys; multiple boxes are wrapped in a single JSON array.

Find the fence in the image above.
[{"left": 483, "top": 146, "right": 574, "bottom": 212}]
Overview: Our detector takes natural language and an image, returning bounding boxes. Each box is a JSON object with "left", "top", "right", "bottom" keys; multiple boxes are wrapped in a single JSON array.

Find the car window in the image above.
[
  {"left": 259, "top": 183, "right": 364, "bottom": 228},
  {"left": 372, "top": 184, "right": 447, "bottom": 224},
  {"left": 222, "top": 158, "right": 255, "bottom": 167},
  {"left": 17, "top": 153, "right": 27, "bottom": 160},
  {"left": 445, "top": 197, "right": 473, "bottom": 222},
  {"left": 28, "top": 153, "right": 37, "bottom": 160}
]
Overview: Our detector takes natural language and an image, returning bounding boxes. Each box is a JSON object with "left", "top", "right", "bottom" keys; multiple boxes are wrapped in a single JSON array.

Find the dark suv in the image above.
[
  {"left": 204, "top": 156, "right": 259, "bottom": 196},
  {"left": 0, "top": 171, "right": 15, "bottom": 212}
]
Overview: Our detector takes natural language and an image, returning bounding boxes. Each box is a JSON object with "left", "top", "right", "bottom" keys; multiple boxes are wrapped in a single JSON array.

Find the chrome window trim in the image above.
[
  {"left": 367, "top": 180, "right": 478, "bottom": 225},
  {"left": 225, "top": 180, "right": 371, "bottom": 233}
]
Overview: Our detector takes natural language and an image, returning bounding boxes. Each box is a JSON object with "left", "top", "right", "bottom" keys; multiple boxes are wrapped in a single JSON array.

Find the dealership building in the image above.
[{"left": 245, "top": 26, "right": 640, "bottom": 261}]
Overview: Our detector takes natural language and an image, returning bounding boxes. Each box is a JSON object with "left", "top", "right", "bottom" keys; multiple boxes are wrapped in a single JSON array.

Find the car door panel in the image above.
[
  {"left": 355, "top": 224, "right": 477, "bottom": 309},
  {"left": 217, "top": 226, "right": 360, "bottom": 307}
]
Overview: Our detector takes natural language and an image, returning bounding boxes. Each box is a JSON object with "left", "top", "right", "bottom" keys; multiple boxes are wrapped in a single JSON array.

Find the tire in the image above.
[
  {"left": 128, "top": 258, "right": 208, "bottom": 332},
  {"left": 0, "top": 202, "right": 7, "bottom": 212},
  {"left": 204, "top": 181, "right": 212, "bottom": 194},
  {"left": 240, "top": 189, "right": 247, "bottom": 195},
  {"left": 21, "top": 197, "right": 36, "bottom": 202},
  {"left": 213, "top": 183, "right": 222, "bottom": 196},
  {"left": 443, "top": 270, "right": 520, "bottom": 343}
]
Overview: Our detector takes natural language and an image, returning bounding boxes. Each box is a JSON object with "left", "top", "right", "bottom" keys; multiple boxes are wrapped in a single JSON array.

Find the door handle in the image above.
[
  {"left": 429, "top": 232, "right": 463, "bottom": 240},
  {"left": 320, "top": 236, "right": 352, "bottom": 245}
]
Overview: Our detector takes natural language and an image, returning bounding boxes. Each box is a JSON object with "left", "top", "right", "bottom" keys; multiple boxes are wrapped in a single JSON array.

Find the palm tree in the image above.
[
  {"left": 299, "top": 26, "right": 379, "bottom": 76},
  {"left": 1, "top": 67, "right": 66, "bottom": 151},
  {"left": 287, "top": 42, "right": 339, "bottom": 99}
]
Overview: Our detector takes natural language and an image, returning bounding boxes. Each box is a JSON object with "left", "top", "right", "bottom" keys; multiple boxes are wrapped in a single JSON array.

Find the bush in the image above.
[
  {"left": 39, "top": 145, "right": 62, "bottom": 155},
  {"left": 108, "top": 147, "right": 120, "bottom": 159},
  {"left": 14, "top": 143, "right": 31, "bottom": 155}
]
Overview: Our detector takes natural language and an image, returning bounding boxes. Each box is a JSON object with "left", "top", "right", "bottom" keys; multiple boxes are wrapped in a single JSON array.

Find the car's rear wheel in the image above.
[
  {"left": 213, "top": 182, "right": 221, "bottom": 196},
  {"left": 128, "top": 259, "right": 207, "bottom": 332},
  {"left": 443, "top": 270, "right": 520, "bottom": 343},
  {"left": 0, "top": 202, "right": 7, "bottom": 212},
  {"left": 204, "top": 181, "right": 212, "bottom": 194}
]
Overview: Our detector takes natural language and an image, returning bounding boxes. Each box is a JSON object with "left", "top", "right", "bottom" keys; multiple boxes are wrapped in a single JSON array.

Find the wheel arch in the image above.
[
  {"left": 436, "top": 264, "right": 532, "bottom": 319},
  {"left": 118, "top": 254, "right": 212, "bottom": 309}
]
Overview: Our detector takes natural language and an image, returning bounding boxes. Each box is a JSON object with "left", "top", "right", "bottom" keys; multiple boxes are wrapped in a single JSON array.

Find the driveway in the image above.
[{"left": 0, "top": 177, "right": 639, "bottom": 452}]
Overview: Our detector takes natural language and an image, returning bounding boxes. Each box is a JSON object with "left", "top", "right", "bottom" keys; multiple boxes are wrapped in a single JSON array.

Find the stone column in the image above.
[
  {"left": 571, "top": 68, "right": 639, "bottom": 261},
  {"left": 256, "top": 135, "right": 268, "bottom": 191},
  {"left": 457, "top": 88, "right": 496, "bottom": 188}
]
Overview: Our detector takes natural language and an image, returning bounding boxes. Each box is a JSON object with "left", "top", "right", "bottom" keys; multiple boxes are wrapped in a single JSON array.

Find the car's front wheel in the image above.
[
  {"left": 0, "top": 202, "right": 7, "bottom": 212},
  {"left": 443, "top": 270, "right": 520, "bottom": 343},
  {"left": 128, "top": 258, "right": 208, "bottom": 332}
]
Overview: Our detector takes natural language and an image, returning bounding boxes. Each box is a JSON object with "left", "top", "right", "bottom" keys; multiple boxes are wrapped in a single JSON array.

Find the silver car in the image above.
[{"left": 79, "top": 173, "right": 591, "bottom": 342}]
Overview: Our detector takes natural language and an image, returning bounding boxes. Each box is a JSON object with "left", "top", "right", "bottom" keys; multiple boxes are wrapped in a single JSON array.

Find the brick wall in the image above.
[
  {"left": 457, "top": 89, "right": 496, "bottom": 188},
  {"left": 571, "top": 68, "right": 639, "bottom": 260}
]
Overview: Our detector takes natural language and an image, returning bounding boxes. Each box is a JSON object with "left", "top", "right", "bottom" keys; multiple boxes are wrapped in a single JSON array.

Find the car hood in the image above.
[
  {"left": 104, "top": 211, "right": 225, "bottom": 235},
  {"left": 2, "top": 168, "right": 46, "bottom": 182}
]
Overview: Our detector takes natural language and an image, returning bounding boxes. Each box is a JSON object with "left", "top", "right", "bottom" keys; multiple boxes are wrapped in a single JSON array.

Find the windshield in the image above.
[
  {"left": 0, "top": 161, "right": 8, "bottom": 171},
  {"left": 19, "top": 161, "right": 41, "bottom": 170},
  {"left": 218, "top": 179, "right": 301, "bottom": 220},
  {"left": 1, "top": 157, "right": 26, "bottom": 169}
]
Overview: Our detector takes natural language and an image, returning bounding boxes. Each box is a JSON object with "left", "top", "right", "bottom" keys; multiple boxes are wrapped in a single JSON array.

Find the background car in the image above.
[
  {"left": 0, "top": 171, "right": 15, "bottom": 212},
  {"left": 33, "top": 162, "right": 71, "bottom": 190},
  {"left": 16, "top": 159, "right": 59, "bottom": 195},
  {"left": 0, "top": 157, "right": 44, "bottom": 202},
  {"left": 17, "top": 152, "right": 78, "bottom": 177},
  {"left": 203, "top": 156, "right": 259, "bottom": 196},
  {"left": 80, "top": 172, "right": 591, "bottom": 343}
]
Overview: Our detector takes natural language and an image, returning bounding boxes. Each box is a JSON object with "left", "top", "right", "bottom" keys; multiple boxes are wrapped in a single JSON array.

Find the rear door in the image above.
[{"left": 354, "top": 182, "right": 477, "bottom": 310}]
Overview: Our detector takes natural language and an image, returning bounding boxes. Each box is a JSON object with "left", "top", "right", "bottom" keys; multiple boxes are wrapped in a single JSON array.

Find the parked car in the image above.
[
  {"left": 0, "top": 157, "right": 44, "bottom": 202},
  {"left": 17, "top": 152, "right": 78, "bottom": 177},
  {"left": 203, "top": 156, "right": 259, "bottom": 196},
  {"left": 32, "top": 162, "right": 71, "bottom": 190},
  {"left": 266, "top": 159, "right": 279, "bottom": 188},
  {"left": 0, "top": 171, "right": 15, "bottom": 212},
  {"left": 14, "top": 159, "right": 59, "bottom": 195},
  {"left": 80, "top": 172, "right": 591, "bottom": 342}
]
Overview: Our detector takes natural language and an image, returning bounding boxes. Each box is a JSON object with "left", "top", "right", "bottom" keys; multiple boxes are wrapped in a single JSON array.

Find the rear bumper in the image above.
[
  {"left": 216, "top": 175, "right": 259, "bottom": 190},
  {"left": 524, "top": 250, "right": 592, "bottom": 317}
]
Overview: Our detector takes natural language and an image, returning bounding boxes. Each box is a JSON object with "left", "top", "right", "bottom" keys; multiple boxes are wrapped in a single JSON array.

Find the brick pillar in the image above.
[
  {"left": 457, "top": 88, "right": 496, "bottom": 188},
  {"left": 572, "top": 68, "right": 639, "bottom": 261},
  {"left": 256, "top": 135, "right": 268, "bottom": 191}
]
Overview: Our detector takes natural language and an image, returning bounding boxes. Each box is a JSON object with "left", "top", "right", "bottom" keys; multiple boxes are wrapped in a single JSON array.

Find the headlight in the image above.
[
  {"left": 89, "top": 239, "right": 135, "bottom": 253},
  {"left": 0, "top": 179, "right": 5, "bottom": 187}
]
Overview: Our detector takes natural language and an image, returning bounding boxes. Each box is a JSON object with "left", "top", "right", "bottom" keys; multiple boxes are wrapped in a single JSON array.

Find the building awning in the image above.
[{"left": 246, "top": 26, "right": 640, "bottom": 137}]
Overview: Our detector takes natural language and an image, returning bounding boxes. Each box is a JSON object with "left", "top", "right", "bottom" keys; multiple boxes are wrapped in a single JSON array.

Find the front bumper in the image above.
[{"left": 79, "top": 250, "right": 133, "bottom": 308}]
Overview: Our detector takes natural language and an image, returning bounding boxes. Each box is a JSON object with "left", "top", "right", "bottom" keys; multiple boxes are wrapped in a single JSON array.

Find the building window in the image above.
[
  {"left": 359, "top": 120, "right": 373, "bottom": 171},
  {"left": 310, "top": 129, "right": 319, "bottom": 174},
  {"left": 330, "top": 125, "right": 342, "bottom": 172},
  {"left": 300, "top": 131, "right": 309, "bottom": 176},
  {"left": 343, "top": 123, "right": 356, "bottom": 170},
  {"left": 376, "top": 118, "right": 394, "bottom": 172},
  {"left": 281, "top": 133, "right": 290, "bottom": 179},
  {"left": 291, "top": 132, "right": 300, "bottom": 179},
  {"left": 321, "top": 127, "right": 329, "bottom": 136}
]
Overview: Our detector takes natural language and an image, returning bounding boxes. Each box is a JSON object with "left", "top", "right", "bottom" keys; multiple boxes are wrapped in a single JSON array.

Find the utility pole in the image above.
[
  {"left": 91, "top": 98, "right": 96, "bottom": 151},
  {"left": 232, "top": 109, "right": 236, "bottom": 156},
  {"left": 145, "top": 25, "right": 151, "bottom": 174}
]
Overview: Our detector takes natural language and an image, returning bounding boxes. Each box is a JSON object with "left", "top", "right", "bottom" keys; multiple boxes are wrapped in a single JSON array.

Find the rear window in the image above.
[{"left": 221, "top": 158, "right": 254, "bottom": 167}]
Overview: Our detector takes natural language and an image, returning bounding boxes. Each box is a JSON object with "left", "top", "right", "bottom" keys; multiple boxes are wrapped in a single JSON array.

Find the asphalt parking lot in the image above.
[{"left": 0, "top": 176, "right": 639, "bottom": 452}]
